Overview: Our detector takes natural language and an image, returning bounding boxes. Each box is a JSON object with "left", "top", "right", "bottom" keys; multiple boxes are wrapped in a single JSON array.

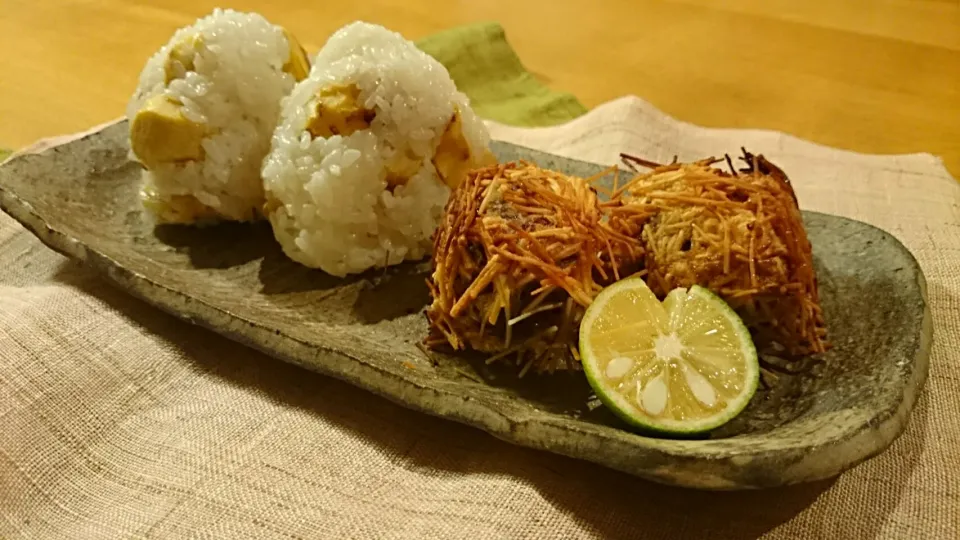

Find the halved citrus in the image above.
[{"left": 579, "top": 278, "right": 759, "bottom": 435}]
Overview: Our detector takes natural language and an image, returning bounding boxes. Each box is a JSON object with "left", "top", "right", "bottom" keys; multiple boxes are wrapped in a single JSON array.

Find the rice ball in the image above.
[
  {"left": 126, "top": 9, "right": 310, "bottom": 224},
  {"left": 261, "top": 21, "right": 495, "bottom": 278}
]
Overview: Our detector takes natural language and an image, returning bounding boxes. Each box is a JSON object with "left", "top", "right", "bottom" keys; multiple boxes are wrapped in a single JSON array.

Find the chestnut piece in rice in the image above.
[
  {"left": 610, "top": 150, "right": 828, "bottom": 359},
  {"left": 426, "top": 162, "right": 643, "bottom": 375}
]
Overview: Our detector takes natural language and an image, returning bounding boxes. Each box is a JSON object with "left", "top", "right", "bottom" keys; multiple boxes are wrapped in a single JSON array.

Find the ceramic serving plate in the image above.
[{"left": 0, "top": 121, "right": 932, "bottom": 490}]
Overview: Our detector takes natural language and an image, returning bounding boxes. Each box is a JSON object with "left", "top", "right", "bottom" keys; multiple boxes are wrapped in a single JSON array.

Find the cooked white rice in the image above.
[
  {"left": 127, "top": 9, "right": 304, "bottom": 224},
  {"left": 261, "top": 21, "right": 492, "bottom": 277}
]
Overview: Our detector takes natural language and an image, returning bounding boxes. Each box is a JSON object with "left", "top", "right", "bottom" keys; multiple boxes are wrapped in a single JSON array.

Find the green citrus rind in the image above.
[{"left": 579, "top": 278, "right": 759, "bottom": 436}]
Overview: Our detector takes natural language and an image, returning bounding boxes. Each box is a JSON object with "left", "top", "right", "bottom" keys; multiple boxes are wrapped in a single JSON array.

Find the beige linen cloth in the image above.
[{"left": 2, "top": 97, "right": 958, "bottom": 539}]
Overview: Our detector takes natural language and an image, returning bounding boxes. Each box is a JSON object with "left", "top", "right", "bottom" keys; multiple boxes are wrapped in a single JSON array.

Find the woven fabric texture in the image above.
[{"left": 1, "top": 23, "right": 958, "bottom": 540}]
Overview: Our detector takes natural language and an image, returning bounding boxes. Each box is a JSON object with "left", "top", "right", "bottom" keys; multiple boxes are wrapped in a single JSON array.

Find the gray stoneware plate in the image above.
[{"left": 0, "top": 121, "right": 932, "bottom": 490}]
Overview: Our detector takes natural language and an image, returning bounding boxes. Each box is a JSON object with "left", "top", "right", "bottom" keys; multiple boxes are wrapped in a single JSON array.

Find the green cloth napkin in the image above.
[
  {"left": 417, "top": 22, "right": 587, "bottom": 127},
  {"left": 0, "top": 22, "right": 585, "bottom": 157}
]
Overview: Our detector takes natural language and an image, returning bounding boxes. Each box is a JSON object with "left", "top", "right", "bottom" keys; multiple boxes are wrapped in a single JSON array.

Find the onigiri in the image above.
[
  {"left": 126, "top": 9, "right": 310, "bottom": 224},
  {"left": 261, "top": 21, "right": 495, "bottom": 277}
]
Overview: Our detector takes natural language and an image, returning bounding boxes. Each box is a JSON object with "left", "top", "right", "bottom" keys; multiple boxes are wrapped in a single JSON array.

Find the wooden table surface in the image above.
[{"left": 2, "top": 0, "right": 959, "bottom": 177}]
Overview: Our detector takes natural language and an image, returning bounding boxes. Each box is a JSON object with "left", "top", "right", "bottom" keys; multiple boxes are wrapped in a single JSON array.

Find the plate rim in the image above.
[{"left": 0, "top": 121, "right": 934, "bottom": 490}]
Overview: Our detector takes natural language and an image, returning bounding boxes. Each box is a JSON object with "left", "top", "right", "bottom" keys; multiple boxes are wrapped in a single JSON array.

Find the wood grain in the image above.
[{"left": 1, "top": 0, "right": 958, "bottom": 176}]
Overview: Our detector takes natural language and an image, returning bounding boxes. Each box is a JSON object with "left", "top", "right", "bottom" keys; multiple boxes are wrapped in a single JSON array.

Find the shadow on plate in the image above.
[
  {"left": 153, "top": 221, "right": 273, "bottom": 270},
  {"left": 451, "top": 350, "right": 817, "bottom": 440},
  {"left": 255, "top": 241, "right": 364, "bottom": 296},
  {"left": 50, "top": 258, "right": 929, "bottom": 539},
  {"left": 255, "top": 243, "right": 432, "bottom": 325},
  {"left": 351, "top": 262, "right": 433, "bottom": 323}
]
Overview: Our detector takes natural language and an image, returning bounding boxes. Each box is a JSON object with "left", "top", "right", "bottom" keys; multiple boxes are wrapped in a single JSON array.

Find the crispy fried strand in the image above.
[
  {"left": 613, "top": 149, "right": 829, "bottom": 357},
  {"left": 425, "top": 161, "right": 643, "bottom": 374}
]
